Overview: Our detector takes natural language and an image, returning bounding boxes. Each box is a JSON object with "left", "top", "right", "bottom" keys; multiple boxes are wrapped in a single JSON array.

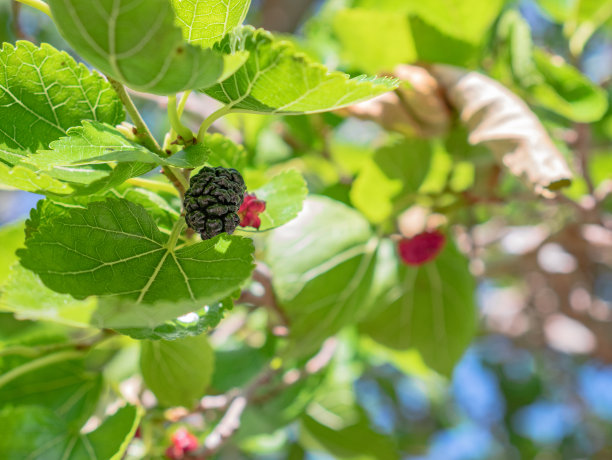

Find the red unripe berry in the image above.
[
  {"left": 165, "top": 444, "right": 184, "bottom": 460},
  {"left": 238, "top": 193, "right": 266, "bottom": 229},
  {"left": 398, "top": 231, "right": 446, "bottom": 266},
  {"left": 165, "top": 428, "right": 199, "bottom": 459}
]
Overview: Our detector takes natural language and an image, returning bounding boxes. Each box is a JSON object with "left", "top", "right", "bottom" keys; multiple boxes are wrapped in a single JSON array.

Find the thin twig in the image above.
[
  {"left": 239, "top": 262, "right": 290, "bottom": 329},
  {"left": 190, "top": 339, "right": 338, "bottom": 459}
]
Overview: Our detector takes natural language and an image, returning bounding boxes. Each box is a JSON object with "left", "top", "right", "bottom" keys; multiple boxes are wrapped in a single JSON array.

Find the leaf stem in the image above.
[
  {"left": 177, "top": 90, "right": 191, "bottom": 118},
  {"left": 167, "top": 95, "right": 194, "bottom": 142},
  {"left": 107, "top": 77, "right": 188, "bottom": 196},
  {"left": 197, "top": 106, "right": 232, "bottom": 142},
  {"left": 14, "top": 0, "right": 51, "bottom": 17},
  {"left": 0, "top": 350, "right": 85, "bottom": 390},
  {"left": 167, "top": 218, "right": 187, "bottom": 249},
  {"left": 107, "top": 76, "right": 161, "bottom": 154}
]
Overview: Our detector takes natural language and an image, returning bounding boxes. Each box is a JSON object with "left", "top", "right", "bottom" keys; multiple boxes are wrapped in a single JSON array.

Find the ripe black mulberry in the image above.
[{"left": 184, "top": 167, "right": 246, "bottom": 240}]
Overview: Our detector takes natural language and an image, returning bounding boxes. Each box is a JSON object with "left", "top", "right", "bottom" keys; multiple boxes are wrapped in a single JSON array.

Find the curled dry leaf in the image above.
[
  {"left": 431, "top": 65, "right": 573, "bottom": 195},
  {"left": 341, "top": 65, "right": 451, "bottom": 138}
]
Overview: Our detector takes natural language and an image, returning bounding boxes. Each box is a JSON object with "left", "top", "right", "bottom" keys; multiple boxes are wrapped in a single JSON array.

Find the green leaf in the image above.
[
  {"left": 249, "top": 170, "right": 308, "bottom": 231},
  {"left": 0, "top": 41, "right": 123, "bottom": 155},
  {"left": 333, "top": 9, "right": 416, "bottom": 74},
  {"left": 409, "top": 0, "right": 504, "bottom": 45},
  {"left": 529, "top": 50, "right": 608, "bottom": 122},
  {"left": 202, "top": 133, "right": 247, "bottom": 170},
  {"left": 47, "top": 0, "right": 246, "bottom": 95},
  {"left": 266, "top": 197, "right": 388, "bottom": 356},
  {"left": 1, "top": 264, "right": 97, "bottom": 328},
  {"left": 0, "top": 163, "right": 74, "bottom": 195},
  {"left": 0, "top": 404, "right": 142, "bottom": 460},
  {"left": 300, "top": 414, "right": 399, "bottom": 460},
  {"left": 359, "top": 238, "right": 477, "bottom": 376},
  {"left": 115, "top": 300, "right": 229, "bottom": 340},
  {"left": 0, "top": 223, "right": 25, "bottom": 287},
  {"left": 172, "top": 0, "right": 251, "bottom": 48},
  {"left": 18, "top": 198, "right": 254, "bottom": 304},
  {"left": 140, "top": 334, "right": 215, "bottom": 407},
  {"left": 0, "top": 355, "right": 102, "bottom": 429},
  {"left": 204, "top": 27, "right": 398, "bottom": 114},
  {"left": 28, "top": 121, "right": 207, "bottom": 172},
  {"left": 350, "top": 139, "right": 433, "bottom": 224}
]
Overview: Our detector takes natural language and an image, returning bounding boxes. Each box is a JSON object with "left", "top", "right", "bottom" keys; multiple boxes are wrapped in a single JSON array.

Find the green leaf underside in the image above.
[
  {"left": 47, "top": 0, "right": 241, "bottom": 95},
  {"left": 172, "top": 0, "right": 251, "bottom": 48},
  {"left": 202, "top": 133, "right": 247, "bottom": 170},
  {"left": 115, "top": 301, "right": 228, "bottom": 340},
  {"left": 359, "top": 240, "right": 477, "bottom": 376},
  {"left": 18, "top": 198, "right": 254, "bottom": 305},
  {"left": 0, "top": 357, "right": 102, "bottom": 429},
  {"left": 0, "top": 163, "right": 74, "bottom": 195},
  {"left": 0, "top": 41, "right": 124, "bottom": 156},
  {"left": 140, "top": 334, "right": 215, "bottom": 407},
  {"left": 0, "top": 405, "right": 142, "bottom": 460},
  {"left": 351, "top": 139, "right": 433, "bottom": 224},
  {"left": 1, "top": 264, "right": 97, "bottom": 328},
  {"left": 28, "top": 121, "right": 207, "bottom": 171},
  {"left": 266, "top": 197, "right": 384, "bottom": 356},
  {"left": 250, "top": 170, "right": 308, "bottom": 231},
  {"left": 204, "top": 27, "right": 398, "bottom": 114}
]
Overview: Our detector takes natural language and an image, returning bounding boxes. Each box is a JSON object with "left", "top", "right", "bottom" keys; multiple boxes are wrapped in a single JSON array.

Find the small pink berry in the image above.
[
  {"left": 238, "top": 193, "right": 266, "bottom": 229},
  {"left": 165, "top": 444, "right": 184, "bottom": 460},
  {"left": 171, "top": 428, "right": 198, "bottom": 453},
  {"left": 398, "top": 231, "right": 446, "bottom": 266}
]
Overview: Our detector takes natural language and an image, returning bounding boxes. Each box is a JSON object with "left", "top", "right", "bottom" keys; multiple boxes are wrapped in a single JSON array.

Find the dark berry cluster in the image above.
[{"left": 184, "top": 167, "right": 246, "bottom": 240}]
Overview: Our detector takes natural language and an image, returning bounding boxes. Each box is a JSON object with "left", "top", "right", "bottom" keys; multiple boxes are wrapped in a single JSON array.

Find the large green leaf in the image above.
[
  {"left": 356, "top": 0, "right": 504, "bottom": 44},
  {"left": 359, "top": 239, "right": 477, "bottom": 376},
  {"left": 204, "top": 27, "right": 398, "bottom": 114},
  {"left": 0, "top": 404, "right": 142, "bottom": 460},
  {"left": 172, "top": 0, "right": 251, "bottom": 48},
  {"left": 0, "top": 223, "right": 24, "bottom": 287},
  {"left": 0, "top": 163, "right": 74, "bottom": 195},
  {"left": 47, "top": 0, "right": 246, "bottom": 95},
  {"left": 350, "top": 139, "right": 433, "bottom": 224},
  {"left": 530, "top": 50, "right": 608, "bottom": 122},
  {"left": 333, "top": 9, "right": 416, "bottom": 74},
  {"left": 249, "top": 170, "right": 308, "bottom": 231},
  {"left": 0, "top": 41, "right": 123, "bottom": 156},
  {"left": 140, "top": 334, "right": 215, "bottom": 407},
  {"left": 201, "top": 133, "right": 247, "bottom": 170},
  {"left": 266, "top": 197, "right": 391, "bottom": 356},
  {"left": 116, "top": 300, "right": 229, "bottom": 340},
  {"left": 17, "top": 198, "right": 254, "bottom": 304},
  {"left": 0, "top": 355, "right": 102, "bottom": 429},
  {"left": 1, "top": 264, "right": 97, "bottom": 328},
  {"left": 300, "top": 414, "right": 399, "bottom": 460},
  {"left": 27, "top": 122, "right": 207, "bottom": 176}
]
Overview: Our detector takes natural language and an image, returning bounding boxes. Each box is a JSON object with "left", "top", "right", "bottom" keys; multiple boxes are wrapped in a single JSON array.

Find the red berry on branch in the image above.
[
  {"left": 238, "top": 193, "right": 266, "bottom": 229},
  {"left": 165, "top": 428, "right": 199, "bottom": 459},
  {"left": 398, "top": 231, "right": 446, "bottom": 266},
  {"left": 165, "top": 444, "right": 184, "bottom": 460}
]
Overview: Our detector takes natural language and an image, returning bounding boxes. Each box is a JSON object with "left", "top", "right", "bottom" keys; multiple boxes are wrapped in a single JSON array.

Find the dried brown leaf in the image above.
[{"left": 431, "top": 65, "right": 573, "bottom": 195}]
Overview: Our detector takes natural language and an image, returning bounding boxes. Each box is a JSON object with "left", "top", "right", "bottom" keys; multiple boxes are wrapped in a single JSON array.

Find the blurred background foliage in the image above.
[{"left": 1, "top": 0, "right": 612, "bottom": 459}]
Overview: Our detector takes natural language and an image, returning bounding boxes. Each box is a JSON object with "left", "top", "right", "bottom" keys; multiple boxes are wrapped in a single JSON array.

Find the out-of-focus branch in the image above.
[
  {"left": 239, "top": 262, "right": 290, "bottom": 330},
  {"left": 260, "top": 0, "right": 317, "bottom": 33},
  {"left": 190, "top": 338, "right": 338, "bottom": 459}
]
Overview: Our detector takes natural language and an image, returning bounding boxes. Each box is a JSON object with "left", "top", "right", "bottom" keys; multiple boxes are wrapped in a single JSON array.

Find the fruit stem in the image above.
[
  {"left": 167, "top": 218, "right": 187, "bottom": 249},
  {"left": 197, "top": 105, "right": 232, "bottom": 142},
  {"left": 15, "top": 0, "right": 51, "bottom": 17}
]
